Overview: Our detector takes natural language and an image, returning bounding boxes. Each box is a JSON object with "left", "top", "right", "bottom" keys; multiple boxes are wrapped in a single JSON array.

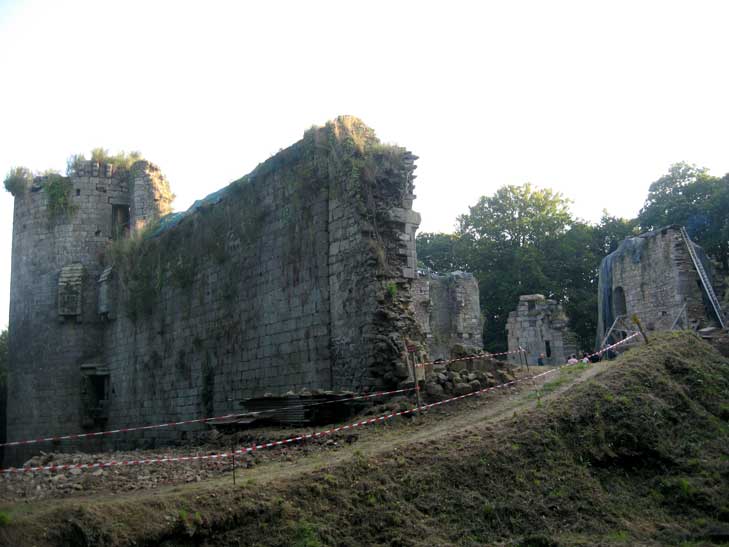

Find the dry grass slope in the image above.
[{"left": 1, "top": 331, "right": 728, "bottom": 546}]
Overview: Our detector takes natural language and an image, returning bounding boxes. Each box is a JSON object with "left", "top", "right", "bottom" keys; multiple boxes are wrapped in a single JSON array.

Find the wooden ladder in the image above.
[{"left": 680, "top": 226, "right": 725, "bottom": 328}]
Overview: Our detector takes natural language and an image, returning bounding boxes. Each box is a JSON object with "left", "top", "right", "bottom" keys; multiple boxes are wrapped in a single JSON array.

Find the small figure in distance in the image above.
[
  {"left": 537, "top": 353, "right": 545, "bottom": 366},
  {"left": 581, "top": 352, "right": 590, "bottom": 363},
  {"left": 567, "top": 354, "right": 579, "bottom": 365}
]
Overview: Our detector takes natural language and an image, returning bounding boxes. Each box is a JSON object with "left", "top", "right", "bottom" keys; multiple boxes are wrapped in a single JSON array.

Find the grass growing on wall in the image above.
[
  {"left": 67, "top": 148, "right": 144, "bottom": 179},
  {"left": 3, "top": 166, "right": 32, "bottom": 196},
  {"left": 43, "top": 171, "right": 77, "bottom": 220}
]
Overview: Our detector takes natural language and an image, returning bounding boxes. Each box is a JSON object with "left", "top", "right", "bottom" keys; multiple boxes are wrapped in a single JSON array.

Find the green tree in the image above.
[
  {"left": 416, "top": 188, "right": 638, "bottom": 353},
  {"left": 414, "top": 232, "right": 467, "bottom": 272},
  {"left": 458, "top": 183, "right": 572, "bottom": 245},
  {"left": 456, "top": 184, "right": 574, "bottom": 351},
  {"left": 638, "top": 162, "right": 729, "bottom": 268}
]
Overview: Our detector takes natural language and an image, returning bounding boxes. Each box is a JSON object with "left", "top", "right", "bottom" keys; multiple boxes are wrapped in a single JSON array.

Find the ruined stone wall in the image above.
[
  {"left": 7, "top": 161, "right": 183, "bottom": 458},
  {"left": 7, "top": 165, "right": 129, "bottom": 449},
  {"left": 506, "top": 295, "right": 577, "bottom": 366},
  {"left": 4, "top": 117, "right": 424, "bottom": 457},
  {"left": 412, "top": 271, "right": 483, "bottom": 360},
  {"left": 97, "top": 118, "right": 422, "bottom": 446},
  {"left": 596, "top": 226, "right": 715, "bottom": 345},
  {"left": 130, "top": 161, "right": 174, "bottom": 234}
]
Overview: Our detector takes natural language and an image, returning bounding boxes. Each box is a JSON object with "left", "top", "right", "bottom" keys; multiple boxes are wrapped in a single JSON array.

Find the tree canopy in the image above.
[
  {"left": 418, "top": 162, "right": 728, "bottom": 353},
  {"left": 638, "top": 162, "right": 729, "bottom": 268}
]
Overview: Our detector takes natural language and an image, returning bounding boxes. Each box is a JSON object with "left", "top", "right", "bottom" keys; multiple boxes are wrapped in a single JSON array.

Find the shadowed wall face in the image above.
[
  {"left": 6, "top": 117, "right": 424, "bottom": 457},
  {"left": 596, "top": 226, "right": 716, "bottom": 345}
]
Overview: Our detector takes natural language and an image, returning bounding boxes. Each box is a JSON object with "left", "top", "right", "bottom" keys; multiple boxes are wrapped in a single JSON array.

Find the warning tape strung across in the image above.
[
  {"left": 0, "top": 387, "right": 416, "bottom": 449},
  {"left": 0, "top": 334, "right": 638, "bottom": 474},
  {"left": 415, "top": 331, "right": 641, "bottom": 369}
]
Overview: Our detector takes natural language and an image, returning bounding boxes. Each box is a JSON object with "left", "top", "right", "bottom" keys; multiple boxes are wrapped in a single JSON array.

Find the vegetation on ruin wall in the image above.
[
  {"left": 67, "top": 148, "right": 143, "bottom": 181},
  {"left": 3, "top": 165, "right": 77, "bottom": 220},
  {"left": 109, "top": 116, "right": 407, "bottom": 323},
  {"left": 109, "top": 224, "right": 164, "bottom": 321},
  {"left": 43, "top": 172, "right": 78, "bottom": 220},
  {"left": 3, "top": 167, "right": 32, "bottom": 196}
]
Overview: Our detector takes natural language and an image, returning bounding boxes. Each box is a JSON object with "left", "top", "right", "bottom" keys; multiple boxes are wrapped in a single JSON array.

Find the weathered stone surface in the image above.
[
  {"left": 596, "top": 226, "right": 723, "bottom": 345},
  {"left": 506, "top": 295, "right": 577, "bottom": 366},
  {"left": 6, "top": 117, "right": 425, "bottom": 462},
  {"left": 412, "top": 270, "right": 483, "bottom": 360},
  {"left": 453, "top": 382, "right": 472, "bottom": 396}
]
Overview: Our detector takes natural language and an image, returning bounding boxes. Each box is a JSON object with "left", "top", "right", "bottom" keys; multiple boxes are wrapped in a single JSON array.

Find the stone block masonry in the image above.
[
  {"left": 596, "top": 225, "right": 721, "bottom": 345},
  {"left": 5, "top": 117, "right": 425, "bottom": 461},
  {"left": 412, "top": 270, "right": 483, "bottom": 360},
  {"left": 506, "top": 295, "right": 577, "bottom": 366}
]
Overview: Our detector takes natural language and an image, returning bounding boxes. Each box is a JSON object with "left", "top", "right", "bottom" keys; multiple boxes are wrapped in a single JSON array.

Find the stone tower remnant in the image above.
[
  {"left": 506, "top": 295, "right": 578, "bottom": 366},
  {"left": 5, "top": 117, "right": 425, "bottom": 459},
  {"left": 412, "top": 270, "right": 483, "bottom": 360},
  {"left": 596, "top": 225, "right": 724, "bottom": 346}
]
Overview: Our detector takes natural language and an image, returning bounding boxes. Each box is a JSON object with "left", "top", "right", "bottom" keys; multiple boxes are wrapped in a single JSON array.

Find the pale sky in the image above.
[{"left": 1, "top": 0, "right": 728, "bottom": 329}]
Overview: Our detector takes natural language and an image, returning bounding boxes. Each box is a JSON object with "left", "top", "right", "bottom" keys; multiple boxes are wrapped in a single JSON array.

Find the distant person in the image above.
[
  {"left": 537, "top": 353, "right": 545, "bottom": 366},
  {"left": 567, "top": 354, "right": 579, "bottom": 365},
  {"left": 581, "top": 352, "right": 590, "bottom": 363}
]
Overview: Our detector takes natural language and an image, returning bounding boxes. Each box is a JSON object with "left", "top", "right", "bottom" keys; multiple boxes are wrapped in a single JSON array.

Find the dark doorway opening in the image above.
[
  {"left": 80, "top": 365, "right": 110, "bottom": 428},
  {"left": 111, "top": 204, "right": 130, "bottom": 240}
]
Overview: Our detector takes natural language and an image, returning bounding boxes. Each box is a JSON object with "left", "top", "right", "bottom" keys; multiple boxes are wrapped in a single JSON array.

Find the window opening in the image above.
[{"left": 111, "top": 204, "right": 130, "bottom": 240}]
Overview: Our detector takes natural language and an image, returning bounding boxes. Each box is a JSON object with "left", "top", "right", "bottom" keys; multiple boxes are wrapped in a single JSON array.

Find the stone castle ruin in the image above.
[
  {"left": 411, "top": 270, "right": 483, "bottom": 360},
  {"left": 6, "top": 117, "right": 429, "bottom": 456},
  {"left": 506, "top": 294, "right": 578, "bottom": 366},
  {"left": 596, "top": 225, "right": 726, "bottom": 346}
]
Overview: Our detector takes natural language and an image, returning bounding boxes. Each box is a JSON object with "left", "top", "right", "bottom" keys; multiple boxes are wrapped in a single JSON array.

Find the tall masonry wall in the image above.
[
  {"left": 596, "top": 225, "right": 718, "bottom": 345},
  {"left": 6, "top": 117, "right": 425, "bottom": 457}
]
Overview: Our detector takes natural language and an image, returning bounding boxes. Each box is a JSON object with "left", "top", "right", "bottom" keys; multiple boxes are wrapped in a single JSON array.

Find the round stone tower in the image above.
[{"left": 6, "top": 159, "right": 172, "bottom": 463}]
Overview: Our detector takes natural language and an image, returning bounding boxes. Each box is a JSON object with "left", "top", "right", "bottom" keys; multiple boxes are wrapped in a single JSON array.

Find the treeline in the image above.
[{"left": 416, "top": 162, "right": 729, "bottom": 352}]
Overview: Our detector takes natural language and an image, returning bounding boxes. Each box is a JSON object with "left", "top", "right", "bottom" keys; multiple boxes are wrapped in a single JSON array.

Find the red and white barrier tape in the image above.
[
  {"left": 0, "top": 334, "right": 638, "bottom": 474},
  {"left": 0, "top": 387, "right": 415, "bottom": 448}
]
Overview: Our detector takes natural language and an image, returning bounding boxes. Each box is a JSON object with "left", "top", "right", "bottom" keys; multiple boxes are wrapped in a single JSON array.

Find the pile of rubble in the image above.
[
  {"left": 0, "top": 432, "right": 349, "bottom": 502},
  {"left": 423, "top": 359, "right": 516, "bottom": 399}
]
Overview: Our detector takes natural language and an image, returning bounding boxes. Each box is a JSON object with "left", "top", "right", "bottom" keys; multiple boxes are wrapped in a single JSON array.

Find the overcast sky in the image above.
[{"left": 1, "top": 0, "right": 728, "bottom": 329}]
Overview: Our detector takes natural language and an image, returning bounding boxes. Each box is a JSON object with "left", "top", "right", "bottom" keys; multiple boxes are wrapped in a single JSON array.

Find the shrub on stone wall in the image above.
[
  {"left": 3, "top": 166, "right": 32, "bottom": 196},
  {"left": 66, "top": 148, "right": 143, "bottom": 181},
  {"left": 42, "top": 171, "right": 77, "bottom": 220}
]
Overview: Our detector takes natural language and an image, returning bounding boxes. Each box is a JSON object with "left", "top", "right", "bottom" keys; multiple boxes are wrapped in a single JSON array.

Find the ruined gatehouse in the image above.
[
  {"left": 506, "top": 295, "right": 578, "bottom": 366},
  {"left": 5, "top": 117, "right": 427, "bottom": 455},
  {"left": 596, "top": 225, "right": 726, "bottom": 345}
]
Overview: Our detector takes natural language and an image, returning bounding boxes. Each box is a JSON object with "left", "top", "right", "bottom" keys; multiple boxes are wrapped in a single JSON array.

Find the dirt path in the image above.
[{"left": 0, "top": 360, "right": 608, "bottom": 520}]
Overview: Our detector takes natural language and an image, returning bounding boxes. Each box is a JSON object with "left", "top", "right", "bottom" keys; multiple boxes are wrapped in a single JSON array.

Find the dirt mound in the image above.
[{"left": 2, "top": 332, "right": 728, "bottom": 546}]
